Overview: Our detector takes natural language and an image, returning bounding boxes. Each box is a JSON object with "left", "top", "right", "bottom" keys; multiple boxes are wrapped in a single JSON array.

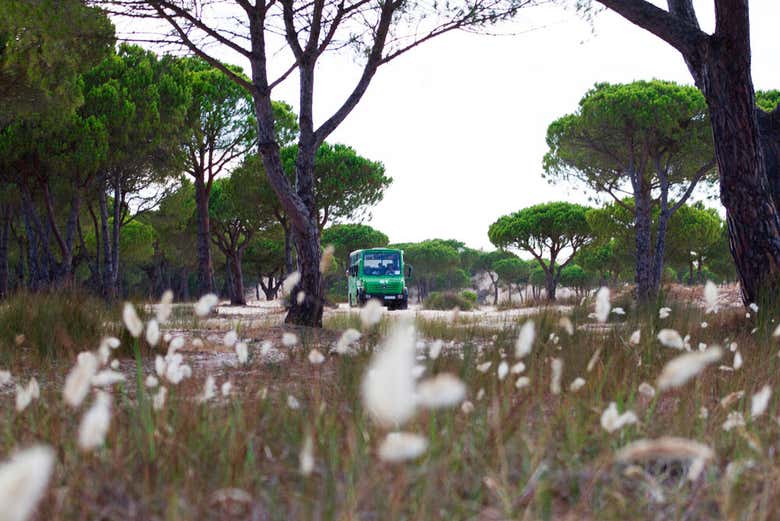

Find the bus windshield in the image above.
[{"left": 363, "top": 252, "right": 401, "bottom": 276}]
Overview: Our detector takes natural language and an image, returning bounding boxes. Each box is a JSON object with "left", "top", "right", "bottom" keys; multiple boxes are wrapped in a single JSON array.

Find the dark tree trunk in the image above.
[
  {"left": 651, "top": 208, "right": 671, "bottom": 295},
  {"left": 98, "top": 173, "right": 115, "bottom": 299},
  {"left": 111, "top": 176, "right": 121, "bottom": 294},
  {"left": 634, "top": 187, "right": 654, "bottom": 303},
  {"left": 11, "top": 221, "right": 25, "bottom": 290},
  {"left": 20, "top": 188, "right": 41, "bottom": 290},
  {"left": 544, "top": 271, "right": 557, "bottom": 302},
  {"left": 0, "top": 205, "right": 10, "bottom": 299},
  {"left": 194, "top": 176, "right": 214, "bottom": 297},
  {"left": 283, "top": 224, "right": 294, "bottom": 276},
  {"left": 229, "top": 251, "right": 246, "bottom": 305},
  {"left": 61, "top": 192, "right": 81, "bottom": 284},
  {"left": 77, "top": 216, "right": 100, "bottom": 291},
  {"left": 487, "top": 272, "right": 499, "bottom": 305},
  {"left": 180, "top": 267, "right": 190, "bottom": 301},
  {"left": 286, "top": 224, "right": 323, "bottom": 325},
  {"left": 701, "top": 47, "right": 780, "bottom": 303}
]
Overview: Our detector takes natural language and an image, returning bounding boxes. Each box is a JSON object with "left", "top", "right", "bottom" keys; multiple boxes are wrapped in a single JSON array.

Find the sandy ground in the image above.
[{"left": 201, "top": 300, "right": 573, "bottom": 330}]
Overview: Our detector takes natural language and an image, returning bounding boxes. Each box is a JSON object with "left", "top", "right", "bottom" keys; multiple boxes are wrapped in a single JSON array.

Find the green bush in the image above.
[
  {"left": 0, "top": 290, "right": 114, "bottom": 362},
  {"left": 460, "top": 290, "right": 477, "bottom": 303},
  {"left": 423, "top": 291, "right": 474, "bottom": 311}
]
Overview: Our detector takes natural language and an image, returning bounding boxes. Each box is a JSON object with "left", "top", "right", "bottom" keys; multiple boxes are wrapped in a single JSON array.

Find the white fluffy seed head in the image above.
[
  {"left": 282, "top": 271, "right": 300, "bottom": 296},
  {"left": 416, "top": 373, "right": 466, "bottom": 409},
  {"left": 15, "top": 378, "right": 39, "bottom": 412},
  {"left": 559, "top": 316, "right": 574, "bottom": 336},
  {"left": 657, "top": 329, "right": 684, "bottom": 349},
  {"left": 153, "top": 386, "right": 167, "bottom": 411},
  {"left": 122, "top": 302, "right": 143, "bottom": 338},
  {"left": 510, "top": 361, "right": 525, "bottom": 374},
  {"left": 63, "top": 352, "right": 98, "bottom": 408},
  {"left": 282, "top": 332, "right": 298, "bottom": 347},
  {"left": 377, "top": 432, "right": 428, "bottom": 463},
  {"left": 733, "top": 351, "right": 743, "bottom": 370},
  {"left": 78, "top": 391, "right": 112, "bottom": 451},
  {"left": 145, "top": 319, "right": 160, "bottom": 347},
  {"left": 629, "top": 330, "right": 641, "bottom": 345},
  {"left": 657, "top": 346, "right": 723, "bottom": 391},
  {"left": 194, "top": 293, "right": 219, "bottom": 317},
  {"left": 334, "top": 328, "right": 361, "bottom": 355},
  {"left": 199, "top": 376, "right": 216, "bottom": 403},
  {"left": 515, "top": 321, "right": 535, "bottom": 358},
  {"left": 550, "top": 358, "right": 563, "bottom": 395},
  {"left": 722, "top": 411, "right": 745, "bottom": 431},
  {"left": 638, "top": 382, "right": 656, "bottom": 399},
  {"left": 300, "top": 434, "right": 315, "bottom": 476},
  {"left": 428, "top": 339, "right": 443, "bottom": 360},
  {"left": 594, "top": 287, "right": 610, "bottom": 323},
  {"left": 0, "top": 445, "right": 55, "bottom": 521},
  {"left": 361, "top": 322, "right": 417, "bottom": 427},
  {"left": 704, "top": 281, "right": 719, "bottom": 313},
  {"left": 751, "top": 385, "right": 772, "bottom": 418},
  {"left": 156, "top": 289, "right": 174, "bottom": 324},
  {"left": 600, "top": 402, "right": 638, "bottom": 433},
  {"left": 91, "top": 370, "right": 126, "bottom": 387},
  {"left": 308, "top": 349, "right": 325, "bottom": 365},
  {"left": 235, "top": 342, "right": 248, "bottom": 364},
  {"left": 360, "top": 299, "right": 384, "bottom": 329},
  {"left": 515, "top": 376, "right": 530, "bottom": 390},
  {"left": 569, "top": 377, "right": 586, "bottom": 392},
  {"left": 497, "top": 361, "right": 509, "bottom": 381}
]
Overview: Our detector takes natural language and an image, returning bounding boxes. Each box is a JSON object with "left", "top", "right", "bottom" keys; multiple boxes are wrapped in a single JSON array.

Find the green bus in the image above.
[{"left": 347, "top": 248, "right": 412, "bottom": 310}]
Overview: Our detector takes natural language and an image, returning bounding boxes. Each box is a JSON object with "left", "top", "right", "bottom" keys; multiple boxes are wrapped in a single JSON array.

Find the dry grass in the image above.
[{"left": 2, "top": 291, "right": 780, "bottom": 520}]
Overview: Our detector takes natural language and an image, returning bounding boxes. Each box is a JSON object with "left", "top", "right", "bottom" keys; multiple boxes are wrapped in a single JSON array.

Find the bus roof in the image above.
[{"left": 349, "top": 247, "right": 403, "bottom": 256}]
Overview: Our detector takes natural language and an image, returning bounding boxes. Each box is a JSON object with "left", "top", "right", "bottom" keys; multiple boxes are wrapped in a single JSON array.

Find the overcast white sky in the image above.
[{"left": 128, "top": 2, "right": 780, "bottom": 250}]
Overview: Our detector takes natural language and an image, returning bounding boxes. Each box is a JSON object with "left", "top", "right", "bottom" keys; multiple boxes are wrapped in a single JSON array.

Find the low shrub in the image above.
[
  {"left": 460, "top": 290, "right": 477, "bottom": 303},
  {"left": 423, "top": 291, "right": 474, "bottom": 311}
]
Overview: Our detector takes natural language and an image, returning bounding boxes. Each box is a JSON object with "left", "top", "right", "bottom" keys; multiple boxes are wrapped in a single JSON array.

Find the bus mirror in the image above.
[{"left": 406, "top": 265, "right": 413, "bottom": 279}]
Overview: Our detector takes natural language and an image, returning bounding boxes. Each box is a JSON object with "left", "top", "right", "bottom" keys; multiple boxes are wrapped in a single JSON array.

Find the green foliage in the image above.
[
  {"left": 82, "top": 45, "right": 190, "bottom": 177},
  {"left": 756, "top": 90, "right": 780, "bottom": 112},
  {"left": 144, "top": 179, "right": 198, "bottom": 271},
  {"left": 322, "top": 224, "right": 389, "bottom": 269},
  {"left": 559, "top": 264, "right": 592, "bottom": 291},
  {"left": 460, "top": 289, "right": 478, "bottom": 303},
  {"left": 0, "top": 0, "right": 114, "bottom": 126},
  {"left": 492, "top": 257, "right": 531, "bottom": 290},
  {"left": 84, "top": 218, "right": 156, "bottom": 266},
  {"left": 488, "top": 202, "right": 592, "bottom": 275},
  {"left": 423, "top": 291, "right": 475, "bottom": 311},
  {"left": 244, "top": 230, "right": 286, "bottom": 284},
  {"left": 179, "top": 56, "right": 257, "bottom": 176},
  {"left": 397, "top": 239, "right": 460, "bottom": 281},
  {"left": 667, "top": 202, "right": 727, "bottom": 283},
  {"left": 281, "top": 143, "right": 392, "bottom": 227},
  {"left": 543, "top": 80, "right": 714, "bottom": 200}
]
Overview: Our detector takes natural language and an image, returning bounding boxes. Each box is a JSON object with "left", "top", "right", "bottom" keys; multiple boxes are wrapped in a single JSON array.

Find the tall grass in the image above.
[
  {"left": 3, "top": 296, "right": 780, "bottom": 519},
  {"left": 0, "top": 291, "right": 115, "bottom": 366}
]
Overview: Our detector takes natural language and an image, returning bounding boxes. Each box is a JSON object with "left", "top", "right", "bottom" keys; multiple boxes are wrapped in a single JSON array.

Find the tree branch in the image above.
[{"left": 595, "top": 0, "right": 706, "bottom": 56}]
